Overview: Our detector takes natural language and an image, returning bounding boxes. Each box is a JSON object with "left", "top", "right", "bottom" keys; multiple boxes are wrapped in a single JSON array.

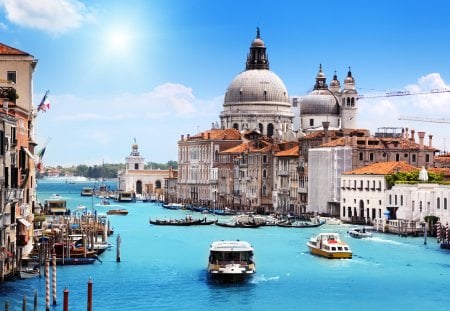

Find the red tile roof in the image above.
[
  {"left": 276, "top": 145, "right": 299, "bottom": 157},
  {"left": 343, "top": 161, "right": 418, "bottom": 175},
  {"left": 189, "top": 128, "right": 241, "bottom": 141},
  {"left": 0, "top": 43, "right": 30, "bottom": 55}
]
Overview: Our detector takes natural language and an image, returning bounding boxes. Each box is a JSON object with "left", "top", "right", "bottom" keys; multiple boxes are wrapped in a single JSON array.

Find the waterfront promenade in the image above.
[{"left": 1, "top": 181, "right": 449, "bottom": 310}]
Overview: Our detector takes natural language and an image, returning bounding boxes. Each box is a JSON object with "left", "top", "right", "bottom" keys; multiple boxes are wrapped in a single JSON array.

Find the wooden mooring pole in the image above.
[
  {"left": 63, "top": 287, "right": 69, "bottom": 311},
  {"left": 87, "top": 278, "right": 93, "bottom": 311},
  {"left": 116, "top": 234, "right": 121, "bottom": 262}
]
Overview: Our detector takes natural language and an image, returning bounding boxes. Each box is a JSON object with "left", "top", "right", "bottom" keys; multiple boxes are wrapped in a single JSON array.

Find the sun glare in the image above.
[{"left": 105, "top": 27, "right": 132, "bottom": 54}]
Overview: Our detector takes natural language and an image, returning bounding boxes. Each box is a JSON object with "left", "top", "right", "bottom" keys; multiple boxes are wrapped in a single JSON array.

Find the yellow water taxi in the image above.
[{"left": 307, "top": 233, "right": 352, "bottom": 259}]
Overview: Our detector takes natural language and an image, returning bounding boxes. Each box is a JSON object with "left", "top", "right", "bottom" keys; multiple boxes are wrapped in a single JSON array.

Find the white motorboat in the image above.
[
  {"left": 307, "top": 233, "right": 352, "bottom": 259},
  {"left": 207, "top": 240, "right": 256, "bottom": 282},
  {"left": 20, "top": 266, "right": 40, "bottom": 279},
  {"left": 348, "top": 227, "right": 372, "bottom": 239}
]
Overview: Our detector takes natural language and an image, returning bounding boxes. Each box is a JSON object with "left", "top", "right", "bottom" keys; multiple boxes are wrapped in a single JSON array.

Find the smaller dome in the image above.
[
  {"left": 330, "top": 72, "right": 340, "bottom": 88},
  {"left": 251, "top": 38, "right": 265, "bottom": 47},
  {"left": 300, "top": 91, "right": 339, "bottom": 115},
  {"left": 344, "top": 68, "right": 355, "bottom": 84}
]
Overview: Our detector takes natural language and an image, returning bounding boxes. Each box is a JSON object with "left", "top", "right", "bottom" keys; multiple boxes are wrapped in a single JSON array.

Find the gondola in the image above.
[
  {"left": 276, "top": 221, "right": 325, "bottom": 228},
  {"left": 214, "top": 221, "right": 264, "bottom": 228},
  {"left": 149, "top": 218, "right": 216, "bottom": 226}
]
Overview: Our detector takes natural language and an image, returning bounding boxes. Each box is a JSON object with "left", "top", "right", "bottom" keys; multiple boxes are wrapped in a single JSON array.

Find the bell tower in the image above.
[{"left": 341, "top": 67, "right": 358, "bottom": 130}]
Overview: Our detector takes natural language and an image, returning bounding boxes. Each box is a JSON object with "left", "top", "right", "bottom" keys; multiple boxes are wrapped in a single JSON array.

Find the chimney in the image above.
[
  {"left": 187, "top": 134, "right": 190, "bottom": 140},
  {"left": 207, "top": 132, "right": 211, "bottom": 139},
  {"left": 181, "top": 134, "right": 184, "bottom": 141},
  {"left": 405, "top": 127, "right": 409, "bottom": 139},
  {"left": 410, "top": 129, "right": 415, "bottom": 142},
  {"left": 429, "top": 134, "right": 433, "bottom": 147},
  {"left": 322, "top": 121, "right": 330, "bottom": 144},
  {"left": 352, "top": 135, "right": 357, "bottom": 147},
  {"left": 418, "top": 131, "right": 425, "bottom": 148}
]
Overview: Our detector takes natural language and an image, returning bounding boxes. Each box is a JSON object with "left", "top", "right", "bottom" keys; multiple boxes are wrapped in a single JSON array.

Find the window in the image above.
[
  {"left": 7, "top": 71, "right": 16, "bottom": 83},
  {"left": 412, "top": 154, "right": 416, "bottom": 162},
  {"left": 396, "top": 154, "right": 400, "bottom": 161},
  {"left": 359, "top": 152, "right": 363, "bottom": 161},
  {"left": 134, "top": 163, "right": 139, "bottom": 169},
  {"left": 369, "top": 153, "right": 374, "bottom": 161},
  {"left": 267, "top": 124, "right": 274, "bottom": 137},
  {"left": 309, "top": 119, "right": 314, "bottom": 126},
  {"left": 426, "top": 154, "right": 430, "bottom": 162},
  {"left": 437, "top": 197, "right": 440, "bottom": 209},
  {"left": 262, "top": 169, "right": 266, "bottom": 178},
  {"left": 445, "top": 198, "right": 448, "bottom": 210},
  {"left": 263, "top": 155, "right": 267, "bottom": 164}
]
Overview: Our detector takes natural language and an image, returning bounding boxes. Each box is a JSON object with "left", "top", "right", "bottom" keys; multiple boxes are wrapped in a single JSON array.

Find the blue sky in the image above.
[{"left": 1, "top": 0, "right": 450, "bottom": 166}]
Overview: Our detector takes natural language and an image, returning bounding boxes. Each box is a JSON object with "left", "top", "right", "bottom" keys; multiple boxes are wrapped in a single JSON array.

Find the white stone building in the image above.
[{"left": 307, "top": 146, "right": 353, "bottom": 216}]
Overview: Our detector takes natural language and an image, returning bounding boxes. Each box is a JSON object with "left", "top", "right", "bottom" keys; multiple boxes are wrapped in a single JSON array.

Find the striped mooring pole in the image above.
[
  {"left": 45, "top": 259, "right": 50, "bottom": 311},
  {"left": 52, "top": 253, "right": 57, "bottom": 306},
  {"left": 437, "top": 221, "right": 441, "bottom": 243}
]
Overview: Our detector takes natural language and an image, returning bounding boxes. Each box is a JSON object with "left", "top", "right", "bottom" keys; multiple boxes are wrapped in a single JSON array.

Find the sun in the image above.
[{"left": 105, "top": 27, "right": 132, "bottom": 54}]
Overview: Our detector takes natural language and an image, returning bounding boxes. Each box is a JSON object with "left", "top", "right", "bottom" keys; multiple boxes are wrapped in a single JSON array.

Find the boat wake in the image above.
[
  {"left": 250, "top": 274, "right": 280, "bottom": 284},
  {"left": 368, "top": 236, "right": 404, "bottom": 245}
]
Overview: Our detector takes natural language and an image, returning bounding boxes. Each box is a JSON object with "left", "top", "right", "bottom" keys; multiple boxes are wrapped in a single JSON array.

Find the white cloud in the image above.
[
  {"left": 34, "top": 82, "right": 223, "bottom": 166},
  {"left": 358, "top": 73, "right": 450, "bottom": 152},
  {"left": 0, "top": 0, "right": 94, "bottom": 35},
  {"left": 0, "top": 21, "right": 7, "bottom": 30}
]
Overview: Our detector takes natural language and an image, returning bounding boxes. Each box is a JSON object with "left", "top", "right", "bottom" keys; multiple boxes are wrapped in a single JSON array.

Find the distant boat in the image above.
[
  {"left": 162, "top": 203, "right": 184, "bottom": 210},
  {"left": 347, "top": 227, "right": 372, "bottom": 239},
  {"left": 276, "top": 220, "right": 325, "bottom": 228},
  {"left": 19, "top": 266, "right": 40, "bottom": 279},
  {"left": 149, "top": 218, "right": 216, "bottom": 226},
  {"left": 107, "top": 209, "right": 129, "bottom": 215},
  {"left": 81, "top": 187, "right": 94, "bottom": 196}
]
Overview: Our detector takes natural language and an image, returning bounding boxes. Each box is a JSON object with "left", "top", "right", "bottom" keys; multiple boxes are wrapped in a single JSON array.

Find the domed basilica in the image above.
[{"left": 220, "top": 28, "right": 294, "bottom": 138}]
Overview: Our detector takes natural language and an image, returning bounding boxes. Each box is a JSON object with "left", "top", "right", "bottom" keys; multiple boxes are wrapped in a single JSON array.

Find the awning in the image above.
[
  {"left": 21, "top": 147, "right": 35, "bottom": 161},
  {"left": 17, "top": 218, "right": 31, "bottom": 227}
]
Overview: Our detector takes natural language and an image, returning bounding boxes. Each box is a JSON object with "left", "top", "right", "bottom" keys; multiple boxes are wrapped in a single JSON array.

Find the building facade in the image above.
[{"left": 0, "top": 42, "right": 38, "bottom": 281}]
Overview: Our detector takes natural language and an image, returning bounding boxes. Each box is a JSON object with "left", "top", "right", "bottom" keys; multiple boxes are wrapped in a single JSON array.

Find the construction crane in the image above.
[
  {"left": 358, "top": 87, "right": 450, "bottom": 99},
  {"left": 398, "top": 116, "right": 450, "bottom": 124}
]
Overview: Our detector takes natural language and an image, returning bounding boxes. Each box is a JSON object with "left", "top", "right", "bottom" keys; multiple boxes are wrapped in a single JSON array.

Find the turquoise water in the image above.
[{"left": 1, "top": 181, "right": 449, "bottom": 310}]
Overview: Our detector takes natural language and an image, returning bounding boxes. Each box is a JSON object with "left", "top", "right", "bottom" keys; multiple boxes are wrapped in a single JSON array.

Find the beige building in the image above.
[
  {"left": 118, "top": 141, "right": 171, "bottom": 200},
  {"left": 177, "top": 128, "right": 242, "bottom": 207},
  {"left": 0, "top": 42, "right": 38, "bottom": 281}
]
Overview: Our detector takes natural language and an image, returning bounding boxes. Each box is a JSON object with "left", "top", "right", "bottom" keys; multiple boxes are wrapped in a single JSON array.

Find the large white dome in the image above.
[{"left": 224, "top": 69, "right": 289, "bottom": 105}]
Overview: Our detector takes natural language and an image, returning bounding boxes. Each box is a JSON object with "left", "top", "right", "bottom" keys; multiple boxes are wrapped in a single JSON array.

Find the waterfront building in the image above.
[
  {"left": 117, "top": 141, "right": 171, "bottom": 200},
  {"left": 177, "top": 128, "right": 242, "bottom": 207},
  {"left": 273, "top": 143, "right": 300, "bottom": 215},
  {"left": 340, "top": 161, "right": 417, "bottom": 224},
  {"left": 0, "top": 42, "right": 38, "bottom": 281}
]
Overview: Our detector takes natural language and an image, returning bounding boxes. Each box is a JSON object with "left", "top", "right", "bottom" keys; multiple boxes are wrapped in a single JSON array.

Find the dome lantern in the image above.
[{"left": 246, "top": 27, "right": 269, "bottom": 70}]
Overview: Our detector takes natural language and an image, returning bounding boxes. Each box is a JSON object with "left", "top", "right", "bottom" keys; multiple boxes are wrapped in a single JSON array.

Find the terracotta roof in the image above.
[
  {"left": 343, "top": 161, "right": 418, "bottom": 175},
  {"left": 189, "top": 128, "right": 241, "bottom": 141},
  {"left": 222, "top": 143, "right": 249, "bottom": 153},
  {"left": 435, "top": 154, "right": 450, "bottom": 164},
  {"left": 276, "top": 145, "right": 299, "bottom": 157},
  {"left": 221, "top": 139, "right": 273, "bottom": 154},
  {"left": 0, "top": 43, "right": 30, "bottom": 55}
]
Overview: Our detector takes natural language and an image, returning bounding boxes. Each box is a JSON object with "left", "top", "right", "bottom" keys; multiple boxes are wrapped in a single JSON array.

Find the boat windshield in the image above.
[{"left": 210, "top": 251, "right": 252, "bottom": 262}]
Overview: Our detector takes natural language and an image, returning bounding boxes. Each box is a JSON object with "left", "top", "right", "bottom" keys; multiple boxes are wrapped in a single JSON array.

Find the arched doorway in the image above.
[
  {"left": 359, "top": 199, "right": 365, "bottom": 220},
  {"left": 155, "top": 180, "right": 162, "bottom": 189},
  {"left": 136, "top": 180, "right": 143, "bottom": 194}
]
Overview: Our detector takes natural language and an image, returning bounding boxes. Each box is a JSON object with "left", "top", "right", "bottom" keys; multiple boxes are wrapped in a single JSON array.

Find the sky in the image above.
[{"left": 1, "top": 0, "right": 450, "bottom": 167}]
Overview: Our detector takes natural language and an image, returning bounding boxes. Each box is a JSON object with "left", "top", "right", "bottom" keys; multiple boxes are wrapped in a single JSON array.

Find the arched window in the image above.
[
  {"left": 214, "top": 150, "right": 219, "bottom": 162},
  {"left": 267, "top": 123, "right": 274, "bottom": 137},
  {"left": 259, "top": 123, "right": 263, "bottom": 133},
  {"left": 437, "top": 197, "right": 441, "bottom": 209},
  {"left": 155, "top": 180, "right": 162, "bottom": 189},
  {"left": 262, "top": 184, "right": 267, "bottom": 196},
  {"left": 262, "top": 169, "right": 267, "bottom": 178},
  {"left": 233, "top": 123, "right": 239, "bottom": 130},
  {"left": 351, "top": 97, "right": 355, "bottom": 106}
]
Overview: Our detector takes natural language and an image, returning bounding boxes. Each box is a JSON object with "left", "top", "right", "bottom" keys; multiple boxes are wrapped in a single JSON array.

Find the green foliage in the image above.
[
  {"left": 386, "top": 170, "right": 443, "bottom": 188},
  {"left": 38, "top": 161, "right": 177, "bottom": 179}
]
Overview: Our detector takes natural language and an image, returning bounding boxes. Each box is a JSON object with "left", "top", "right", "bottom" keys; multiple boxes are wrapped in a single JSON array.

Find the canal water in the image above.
[{"left": 1, "top": 180, "right": 449, "bottom": 310}]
